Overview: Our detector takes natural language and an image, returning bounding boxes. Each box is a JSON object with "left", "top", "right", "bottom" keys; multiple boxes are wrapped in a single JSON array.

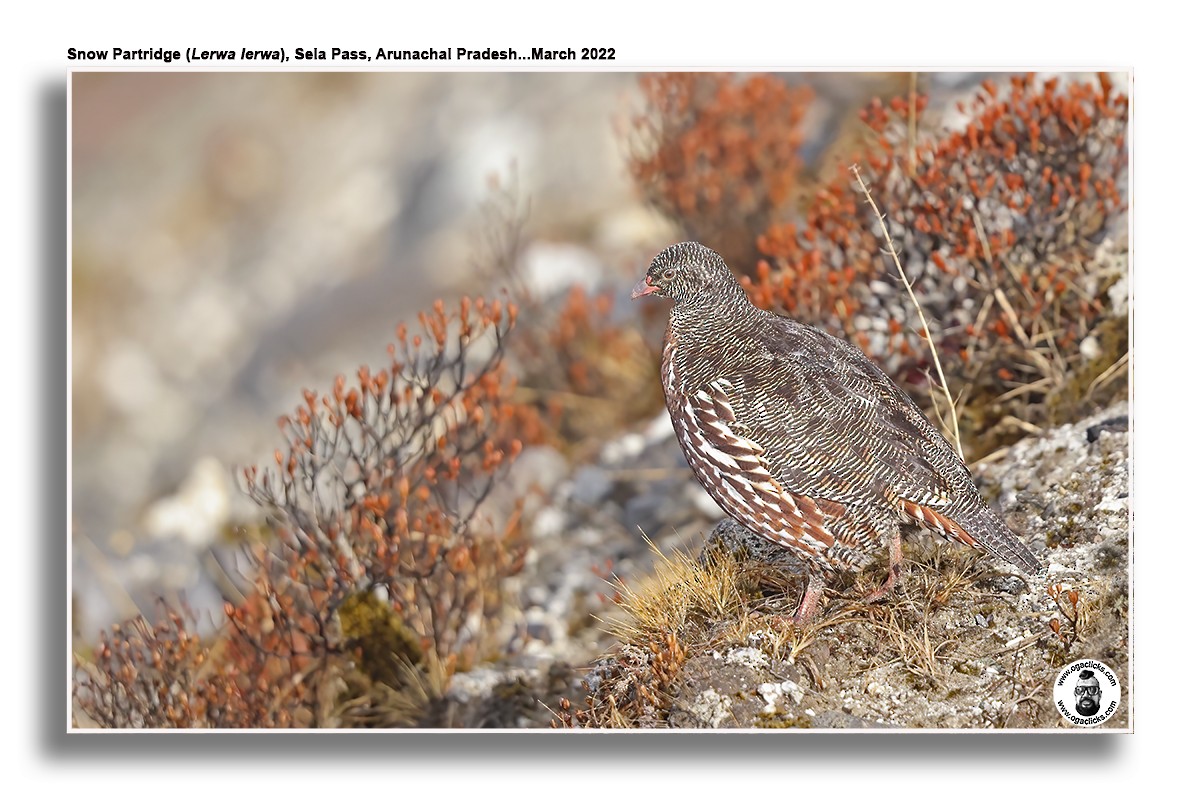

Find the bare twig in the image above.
[
  {"left": 993, "top": 375, "right": 1054, "bottom": 404},
  {"left": 971, "top": 210, "right": 994, "bottom": 265},
  {"left": 1085, "top": 351, "right": 1130, "bottom": 401},
  {"left": 999, "top": 415, "right": 1043, "bottom": 436},
  {"left": 850, "top": 164, "right": 963, "bottom": 458},
  {"left": 992, "top": 286, "right": 1034, "bottom": 349}
]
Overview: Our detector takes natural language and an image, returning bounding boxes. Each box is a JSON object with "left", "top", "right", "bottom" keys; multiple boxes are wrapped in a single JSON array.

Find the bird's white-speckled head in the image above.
[{"left": 632, "top": 242, "right": 747, "bottom": 306}]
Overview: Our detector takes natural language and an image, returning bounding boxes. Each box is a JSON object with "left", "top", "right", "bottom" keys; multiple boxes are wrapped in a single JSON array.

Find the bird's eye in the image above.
[{"left": 662, "top": 268, "right": 676, "bottom": 281}]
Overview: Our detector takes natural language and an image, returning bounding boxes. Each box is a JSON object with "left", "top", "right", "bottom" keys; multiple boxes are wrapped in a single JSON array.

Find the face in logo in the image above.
[{"left": 1074, "top": 669, "right": 1102, "bottom": 717}]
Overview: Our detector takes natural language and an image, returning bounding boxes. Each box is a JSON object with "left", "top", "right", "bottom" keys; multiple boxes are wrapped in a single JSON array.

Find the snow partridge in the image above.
[{"left": 632, "top": 241, "right": 1042, "bottom": 621}]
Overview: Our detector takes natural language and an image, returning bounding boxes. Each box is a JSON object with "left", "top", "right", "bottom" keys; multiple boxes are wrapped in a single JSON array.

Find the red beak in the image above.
[{"left": 631, "top": 277, "right": 659, "bottom": 299}]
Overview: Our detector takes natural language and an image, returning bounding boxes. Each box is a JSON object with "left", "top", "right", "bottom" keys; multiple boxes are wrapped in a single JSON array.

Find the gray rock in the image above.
[{"left": 568, "top": 464, "right": 615, "bottom": 507}]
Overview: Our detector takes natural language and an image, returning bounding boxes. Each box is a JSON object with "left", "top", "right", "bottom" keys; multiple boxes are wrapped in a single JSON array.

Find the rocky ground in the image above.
[{"left": 429, "top": 399, "right": 1130, "bottom": 729}]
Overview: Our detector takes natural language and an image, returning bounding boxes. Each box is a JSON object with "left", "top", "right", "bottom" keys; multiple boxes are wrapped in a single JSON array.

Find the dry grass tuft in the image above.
[
  {"left": 566, "top": 542, "right": 792, "bottom": 727},
  {"left": 605, "top": 540, "right": 748, "bottom": 646},
  {"left": 571, "top": 530, "right": 1070, "bottom": 727}
]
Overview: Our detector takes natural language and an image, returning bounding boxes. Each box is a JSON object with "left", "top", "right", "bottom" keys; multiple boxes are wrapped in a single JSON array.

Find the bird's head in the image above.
[{"left": 631, "top": 242, "right": 746, "bottom": 306}]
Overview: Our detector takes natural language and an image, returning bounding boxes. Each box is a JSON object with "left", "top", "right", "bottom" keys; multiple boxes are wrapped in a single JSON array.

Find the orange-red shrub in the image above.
[
  {"left": 76, "top": 295, "right": 540, "bottom": 727},
  {"left": 628, "top": 72, "right": 813, "bottom": 271},
  {"left": 512, "top": 284, "right": 660, "bottom": 450},
  {"left": 240, "top": 296, "right": 536, "bottom": 670},
  {"left": 631, "top": 72, "right": 1129, "bottom": 455},
  {"left": 75, "top": 606, "right": 277, "bottom": 728}
]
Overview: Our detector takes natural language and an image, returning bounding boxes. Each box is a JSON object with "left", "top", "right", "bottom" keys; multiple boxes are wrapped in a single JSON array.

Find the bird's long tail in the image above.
[{"left": 955, "top": 504, "right": 1043, "bottom": 575}]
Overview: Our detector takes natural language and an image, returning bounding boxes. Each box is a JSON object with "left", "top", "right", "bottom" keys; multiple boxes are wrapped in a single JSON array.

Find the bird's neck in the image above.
[
  {"left": 670, "top": 289, "right": 758, "bottom": 329},
  {"left": 667, "top": 292, "right": 763, "bottom": 367}
]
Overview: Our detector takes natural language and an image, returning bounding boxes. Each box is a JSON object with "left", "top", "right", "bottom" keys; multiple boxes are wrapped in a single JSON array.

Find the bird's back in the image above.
[{"left": 663, "top": 300, "right": 1041, "bottom": 575}]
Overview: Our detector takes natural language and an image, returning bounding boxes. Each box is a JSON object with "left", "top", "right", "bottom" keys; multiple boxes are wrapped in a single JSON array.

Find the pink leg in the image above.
[
  {"left": 862, "top": 527, "right": 903, "bottom": 603},
  {"left": 792, "top": 572, "right": 827, "bottom": 624}
]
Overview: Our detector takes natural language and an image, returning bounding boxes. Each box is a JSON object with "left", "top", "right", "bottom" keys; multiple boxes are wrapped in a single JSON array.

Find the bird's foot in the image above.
[
  {"left": 790, "top": 573, "right": 828, "bottom": 625},
  {"left": 861, "top": 563, "right": 902, "bottom": 604},
  {"left": 861, "top": 527, "right": 904, "bottom": 604},
  {"left": 747, "top": 572, "right": 828, "bottom": 626}
]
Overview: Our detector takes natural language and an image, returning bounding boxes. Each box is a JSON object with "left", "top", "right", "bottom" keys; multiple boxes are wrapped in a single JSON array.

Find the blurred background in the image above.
[{"left": 71, "top": 71, "right": 653, "bottom": 639}]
